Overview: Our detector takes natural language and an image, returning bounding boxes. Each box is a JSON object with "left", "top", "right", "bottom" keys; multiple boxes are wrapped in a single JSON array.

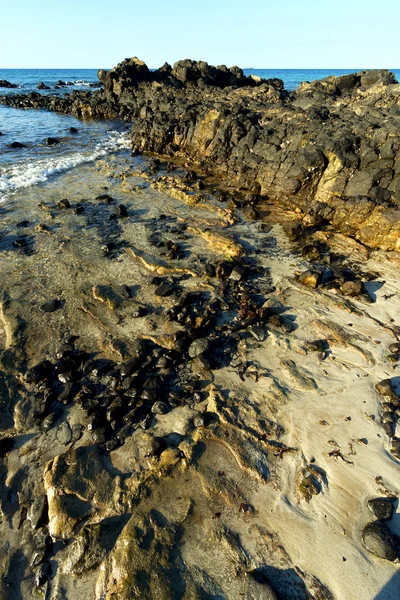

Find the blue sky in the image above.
[{"left": 1, "top": 0, "right": 399, "bottom": 68}]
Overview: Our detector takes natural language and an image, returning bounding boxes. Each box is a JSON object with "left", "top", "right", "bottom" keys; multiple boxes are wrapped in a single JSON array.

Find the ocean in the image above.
[{"left": 1, "top": 67, "right": 399, "bottom": 204}]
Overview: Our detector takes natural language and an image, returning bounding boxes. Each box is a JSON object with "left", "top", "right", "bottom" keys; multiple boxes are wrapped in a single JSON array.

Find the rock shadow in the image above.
[
  {"left": 1, "top": 550, "right": 28, "bottom": 600},
  {"left": 374, "top": 572, "right": 400, "bottom": 599},
  {"left": 248, "top": 566, "right": 308, "bottom": 599},
  {"left": 363, "top": 280, "right": 385, "bottom": 303}
]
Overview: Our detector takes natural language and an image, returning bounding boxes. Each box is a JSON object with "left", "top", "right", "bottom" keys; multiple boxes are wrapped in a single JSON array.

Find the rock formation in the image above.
[{"left": 2, "top": 58, "right": 400, "bottom": 250}]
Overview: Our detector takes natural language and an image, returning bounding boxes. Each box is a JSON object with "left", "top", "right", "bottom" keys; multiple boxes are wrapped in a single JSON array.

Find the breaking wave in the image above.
[{"left": 0, "top": 131, "right": 130, "bottom": 202}]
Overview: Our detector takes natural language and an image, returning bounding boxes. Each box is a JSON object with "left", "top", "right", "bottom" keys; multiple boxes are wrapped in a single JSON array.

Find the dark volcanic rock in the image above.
[
  {"left": 367, "top": 498, "right": 395, "bottom": 521},
  {"left": 10, "top": 141, "right": 26, "bottom": 148},
  {"left": 46, "top": 137, "right": 59, "bottom": 145},
  {"left": 40, "top": 299, "right": 61, "bottom": 313},
  {"left": 361, "top": 521, "right": 397, "bottom": 561},
  {"left": 188, "top": 338, "right": 210, "bottom": 358},
  {"left": 0, "top": 80, "right": 18, "bottom": 88}
]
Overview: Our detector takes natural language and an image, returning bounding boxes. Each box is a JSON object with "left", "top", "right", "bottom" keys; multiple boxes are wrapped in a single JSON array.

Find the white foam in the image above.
[{"left": 0, "top": 131, "right": 130, "bottom": 202}]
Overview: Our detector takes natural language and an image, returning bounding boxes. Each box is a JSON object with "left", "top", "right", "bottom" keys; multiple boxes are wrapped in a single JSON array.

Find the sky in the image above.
[{"left": 1, "top": 0, "right": 399, "bottom": 69}]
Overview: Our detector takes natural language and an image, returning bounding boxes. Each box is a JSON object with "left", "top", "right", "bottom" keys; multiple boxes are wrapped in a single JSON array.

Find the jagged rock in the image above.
[{"left": 0, "top": 80, "right": 18, "bottom": 88}]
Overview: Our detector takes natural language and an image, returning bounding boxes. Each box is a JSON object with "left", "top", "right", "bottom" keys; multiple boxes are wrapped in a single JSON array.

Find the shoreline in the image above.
[{"left": 2, "top": 58, "right": 400, "bottom": 251}]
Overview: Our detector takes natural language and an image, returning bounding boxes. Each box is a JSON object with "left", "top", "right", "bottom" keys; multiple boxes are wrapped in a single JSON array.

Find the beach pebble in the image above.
[
  {"left": 13, "top": 237, "right": 28, "bottom": 248},
  {"left": 367, "top": 498, "right": 395, "bottom": 521},
  {"left": 40, "top": 299, "right": 61, "bottom": 312},
  {"left": 361, "top": 521, "right": 397, "bottom": 561},
  {"left": 298, "top": 270, "right": 319, "bottom": 288},
  {"left": 58, "top": 198, "right": 71, "bottom": 208},
  {"left": 151, "top": 401, "right": 170, "bottom": 415},
  {"left": 154, "top": 284, "right": 176, "bottom": 297},
  {"left": 248, "top": 324, "right": 267, "bottom": 341},
  {"left": 341, "top": 279, "right": 363, "bottom": 296},
  {"left": 375, "top": 379, "right": 399, "bottom": 404},
  {"left": 188, "top": 338, "right": 210, "bottom": 358},
  {"left": 56, "top": 421, "right": 72, "bottom": 445},
  {"left": 229, "top": 266, "right": 247, "bottom": 282}
]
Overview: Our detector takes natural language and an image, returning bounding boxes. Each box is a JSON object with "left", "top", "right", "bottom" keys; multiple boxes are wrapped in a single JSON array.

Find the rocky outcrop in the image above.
[
  {"left": 2, "top": 59, "right": 400, "bottom": 249},
  {"left": 0, "top": 80, "right": 18, "bottom": 88}
]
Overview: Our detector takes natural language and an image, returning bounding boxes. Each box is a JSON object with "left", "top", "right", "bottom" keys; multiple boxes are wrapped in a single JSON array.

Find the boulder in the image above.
[{"left": 361, "top": 521, "right": 397, "bottom": 561}]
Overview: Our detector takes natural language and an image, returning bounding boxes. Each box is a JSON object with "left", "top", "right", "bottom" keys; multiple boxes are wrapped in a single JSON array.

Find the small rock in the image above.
[
  {"left": 389, "top": 343, "right": 400, "bottom": 354},
  {"left": 229, "top": 266, "right": 247, "bottom": 282},
  {"left": 298, "top": 270, "right": 320, "bottom": 288},
  {"left": 56, "top": 421, "right": 72, "bottom": 445},
  {"left": 16, "top": 220, "right": 30, "bottom": 227},
  {"left": 46, "top": 137, "right": 59, "bottom": 146},
  {"left": 362, "top": 521, "right": 397, "bottom": 561},
  {"left": 42, "top": 413, "right": 57, "bottom": 432},
  {"left": 248, "top": 324, "right": 266, "bottom": 341},
  {"left": 92, "top": 428, "right": 107, "bottom": 444},
  {"left": 71, "top": 424, "right": 84, "bottom": 442},
  {"left": 341, "top": 279, "right": 363, "bottom": 296},
  {"left": 40, "top": 299, "right": 61, "bottom": 312},
  {"left": 13, "top": 237, "right": 28, "bottom": 248},
  {"left": 58, "top": 198, "right": 71, "bottom": 208},
  {"left": 70, "top": 127, "right": 78, "bottom": 133},
  {"left": 367, "top": 498, "right": 394, "bottom": 521},
  {"left": 188, "top": 338, "right": 210, "bottom": 358},
  {"left": 154, "top": 284, "right": 176, "bottom": 297},
  {"left": 151, "top": 401, "right": 170, "bottom": 415},
  {"left": 11, "top": 141, "right": 26, "bottom": 148},
  {"left": 193, "top": 414, "right": 205, "bottom": 428},
  {"left": 375, "top": 379, "right": 399, "bottom": 405},
  {"left": 35, "top": 223, "right": 51, "bottom": 233},
  {"left": 120, "top": 284, "right": 132, "bottom": 298}
]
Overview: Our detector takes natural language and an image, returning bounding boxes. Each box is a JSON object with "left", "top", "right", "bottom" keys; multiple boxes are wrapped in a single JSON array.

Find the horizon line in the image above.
[{"left": 1, "top": 66, "right": 399, "bottom": 71}]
